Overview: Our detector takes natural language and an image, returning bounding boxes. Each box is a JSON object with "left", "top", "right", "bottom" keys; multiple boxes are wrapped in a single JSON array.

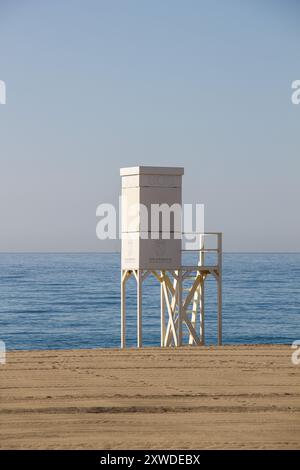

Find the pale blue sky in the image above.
[{"left": 0, "top": 0, "right": 299, "bottom": 251}]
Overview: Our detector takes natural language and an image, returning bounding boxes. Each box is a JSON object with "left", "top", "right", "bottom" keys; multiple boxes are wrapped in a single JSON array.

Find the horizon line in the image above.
[{"left": 0, "top": 251, "right": 300, "bottom": 255}]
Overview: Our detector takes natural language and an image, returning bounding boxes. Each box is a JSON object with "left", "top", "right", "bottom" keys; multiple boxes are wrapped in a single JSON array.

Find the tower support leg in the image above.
[
  {"left": 137, "top": 270, "right": 142, "bottom": 348},
  {"left": 217, "top": 233, "right": 222, "bottom": 346},
  {"left": 218, "top": 273, "right": 222, "bottom": 346},
  {"left": 121, "top": 270, "right": 127, "bottom": 349},
  {"left": 200, "top": 277, "right": 205, "bottom": 345},
  {"left": 177, "top": 270, "right": 183, "bottom": 346},
  {"left": 160, "top": 271, "right": 166, "bottom": 347}
]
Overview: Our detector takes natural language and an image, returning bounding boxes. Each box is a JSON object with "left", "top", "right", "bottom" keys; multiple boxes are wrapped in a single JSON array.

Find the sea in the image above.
[{"left": 0, "top": 253, "right": 299, "bottom": 350}]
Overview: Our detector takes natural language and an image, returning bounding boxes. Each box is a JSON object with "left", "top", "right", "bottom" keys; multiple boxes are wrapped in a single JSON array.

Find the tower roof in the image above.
[{"left": 120, "top": 166, "right": 184, "bottom": 176}]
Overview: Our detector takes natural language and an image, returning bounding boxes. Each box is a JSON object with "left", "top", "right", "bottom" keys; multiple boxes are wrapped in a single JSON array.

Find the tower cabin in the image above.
[{"left": 120, "top": 166, "right": 222, "bottom": 348}]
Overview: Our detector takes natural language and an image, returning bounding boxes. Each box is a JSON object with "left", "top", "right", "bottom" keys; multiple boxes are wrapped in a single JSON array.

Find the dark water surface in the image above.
[{"left": 0, "top": 253, "right": 299, "bottom": 350}]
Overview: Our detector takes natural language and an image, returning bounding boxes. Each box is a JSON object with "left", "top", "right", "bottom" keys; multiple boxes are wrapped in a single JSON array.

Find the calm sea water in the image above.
[{"left": 0, "top": 253, "right": 299, "bottom": 350}]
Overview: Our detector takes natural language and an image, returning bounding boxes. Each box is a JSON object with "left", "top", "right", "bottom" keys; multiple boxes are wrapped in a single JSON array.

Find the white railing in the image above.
[{"left": 181, "top": 232, "right": 222, "bottom": 270}]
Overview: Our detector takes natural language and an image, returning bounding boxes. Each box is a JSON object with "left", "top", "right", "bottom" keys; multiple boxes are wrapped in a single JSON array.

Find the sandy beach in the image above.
[{"left": 0, "top": 345, "right": 299, "bottom": 449}]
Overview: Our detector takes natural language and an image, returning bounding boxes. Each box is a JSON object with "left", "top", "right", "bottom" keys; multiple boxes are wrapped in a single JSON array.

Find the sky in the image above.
[{"left": 0, "top": 0, "right": 299, "bottom": 252}]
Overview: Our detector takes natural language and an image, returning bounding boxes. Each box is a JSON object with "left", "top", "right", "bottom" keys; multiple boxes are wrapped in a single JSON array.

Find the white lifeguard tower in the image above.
[{"left": 120, "top": 166, "right": 222, "bottom": 348}]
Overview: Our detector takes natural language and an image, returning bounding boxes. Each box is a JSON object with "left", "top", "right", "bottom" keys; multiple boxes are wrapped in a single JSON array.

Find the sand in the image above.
[{"left": 0, "top": 345, "right": 299, "bottom": 449}]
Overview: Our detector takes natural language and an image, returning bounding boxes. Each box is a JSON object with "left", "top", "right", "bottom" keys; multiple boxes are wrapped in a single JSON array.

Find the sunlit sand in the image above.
[{"left": 0, "top": 345, "right": 299, "bottom": 449}]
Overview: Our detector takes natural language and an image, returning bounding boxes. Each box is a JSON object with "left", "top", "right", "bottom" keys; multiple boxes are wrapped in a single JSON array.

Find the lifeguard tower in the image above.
[{"left": 120, "top": 166, "right": 222, "bottom": 348}]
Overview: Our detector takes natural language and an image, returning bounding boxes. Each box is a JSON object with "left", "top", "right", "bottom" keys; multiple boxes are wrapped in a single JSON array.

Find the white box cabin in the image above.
[{"left": 120, "top": 166, "right": 184, "bottom": 270}]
